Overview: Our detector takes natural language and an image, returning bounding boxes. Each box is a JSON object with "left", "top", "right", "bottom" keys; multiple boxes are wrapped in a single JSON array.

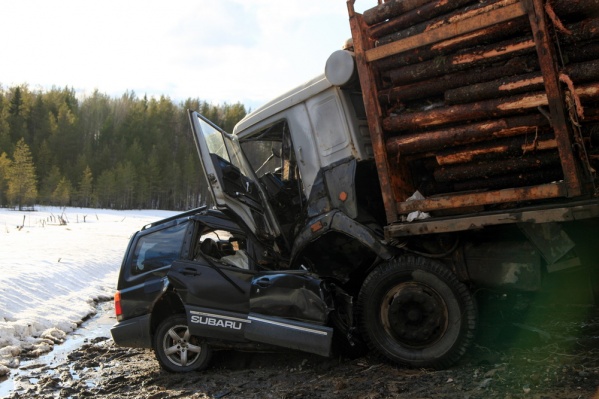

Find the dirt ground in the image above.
[{"left": 2, "top": 294, "right": 599, "bottom": 399}]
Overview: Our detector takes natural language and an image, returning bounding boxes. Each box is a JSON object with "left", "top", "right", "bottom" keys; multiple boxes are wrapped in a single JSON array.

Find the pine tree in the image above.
[
  {"left": 78, "top": 165, "right": 94, "bottom": 207},
  {"left": 0, "top": 152, "right": 11, "bottom": 206},
  {"left": 52, "top": 177, "right": 72, "bottom": 207},
  {"left": 7, "top": 138, "right": 38, "bottom": 210}
]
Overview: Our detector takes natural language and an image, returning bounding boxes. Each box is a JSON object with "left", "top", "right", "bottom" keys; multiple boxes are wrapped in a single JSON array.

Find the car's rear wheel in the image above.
[
  {"left": 357, "top": 255, "right": 476, "bottom": 369},
  {"left": 153, "top": 315, "right": 212, "bottom": 373}
]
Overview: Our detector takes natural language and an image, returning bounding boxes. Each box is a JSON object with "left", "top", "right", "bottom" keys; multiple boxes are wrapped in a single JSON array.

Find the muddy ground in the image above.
[{"left": 2, "top": 294, "right": 599, "bottom": 399}]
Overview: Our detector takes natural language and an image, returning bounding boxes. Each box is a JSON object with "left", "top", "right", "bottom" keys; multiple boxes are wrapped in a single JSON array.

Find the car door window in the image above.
[
  {"left": 130, "top": 222, "right": 188, "bottom": 275},
  {"left": 193, "top": 228, "right": 250, "bottom": 270}
]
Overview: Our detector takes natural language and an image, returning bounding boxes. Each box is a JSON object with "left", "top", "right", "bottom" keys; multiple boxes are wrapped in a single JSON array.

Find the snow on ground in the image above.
[{"left": 0, "top": 206, "right": 177, "bottom": 375}]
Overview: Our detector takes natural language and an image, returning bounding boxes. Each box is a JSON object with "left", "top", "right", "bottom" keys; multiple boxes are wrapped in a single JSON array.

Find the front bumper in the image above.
[{"left": 110, "top": 314, "right": 152, "bottom": 348}]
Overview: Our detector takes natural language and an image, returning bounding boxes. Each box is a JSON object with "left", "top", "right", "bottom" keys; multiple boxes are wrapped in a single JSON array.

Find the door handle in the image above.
[
  {"left": 256, "top": 278, "right": 272, "bottom": 288},
  {"left": 180, "top": 268, "right": 201, "bottom": 276}
]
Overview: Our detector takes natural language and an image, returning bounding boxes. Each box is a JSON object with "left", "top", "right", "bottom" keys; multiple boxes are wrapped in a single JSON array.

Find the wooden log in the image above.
[
  {"left": 451, "top": 167, "right": 564, "bottom": 191},
  {"left": 377, "top": 0, "right": 520, "bottom": 46},
  {"left": 383, "top": 82, "right": 599, "bottom": 131},
  {"left": 444, "top": 58, "right": 599, "bottom": 105},
  {"left": 362, "top": 0, "right": 433, "bottom": 26},
  {"left": 369, "top": 0, "right": 477, "bottom": 39},
  {"left": 379, "top": 55, "right": 539, "bottom": 103},
  {"left": 548, "top": 0, "right": 599, "bottom": 20},
  {"left": 386, "top": 114, "right": 550, "bottom": 154},
  {"left": 445, "top": 71, "right": 544, "bottom": 105},
  {"left": 366, "top": 1, "right": 527, "bottom": 62},
  {"left": 374, "top": 18, "right": 529, "bottom": 71},
  {"left": 566, "top": 41, "right": 599, "bottom": 63},
  {"left": 559, "top": 17, "right": 599, "bottom": 43},
  {"left": 384, "top": 36, "right": 536, "bottom": 85},
  {"left": 381, "top": 40, "right": 598, "bottom": 89},
  {"left": 433, "top": 151, "right": 561, "bottom": 183},
  {"left": 582, "top": 107, "right": 599, "bottom": 121},
  {"left": 395, "top": 183, "right": 566, "bottom": 214},
  {"left": 435, "top": 133, "right": 557, "bottom": 165}
]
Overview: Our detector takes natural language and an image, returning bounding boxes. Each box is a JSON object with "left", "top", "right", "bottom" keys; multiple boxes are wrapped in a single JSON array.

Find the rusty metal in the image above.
[
  {"left": 525, "top": 0, "right": 582, "bottom": 197},
  {"left": 385, "top": 200, "right": 599, "bottom": 236},
  {"left": 348, "top": 0, "right": 407, "bottom": 224},
  {"left": 386, "top": 114, "right": 550, "bottom": 155}
]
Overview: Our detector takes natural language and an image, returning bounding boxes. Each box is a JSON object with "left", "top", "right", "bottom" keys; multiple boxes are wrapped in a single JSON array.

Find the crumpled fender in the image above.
[{"left": 290, "top": 210, "right": 395, "bottom": 265}]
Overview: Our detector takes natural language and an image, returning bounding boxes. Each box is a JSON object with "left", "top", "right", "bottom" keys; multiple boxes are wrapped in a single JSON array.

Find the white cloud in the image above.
[{"left": 1, "top": 0, "right": 352, "bottom": 109}]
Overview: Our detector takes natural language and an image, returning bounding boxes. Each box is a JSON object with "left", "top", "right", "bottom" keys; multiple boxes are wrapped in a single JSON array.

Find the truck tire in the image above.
[
  {"left": 153, "top": 315, "right": 212, "bottom": 373},
  {"left": 357, "top": 255, "right": 476, "bottom": 369}
]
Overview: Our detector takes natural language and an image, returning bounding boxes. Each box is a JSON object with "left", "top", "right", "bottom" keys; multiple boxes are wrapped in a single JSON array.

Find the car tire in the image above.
[
  {"left": 357, "top": 255, "right": 476, "bottom": 369},
  {"left": 153, "top": 314, "right": 212, "bottom": 373}
]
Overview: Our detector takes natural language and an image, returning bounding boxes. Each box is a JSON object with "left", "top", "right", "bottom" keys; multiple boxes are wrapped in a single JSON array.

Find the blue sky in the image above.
[{"left": 1, "top": 1, "right": 366, "bottom": 110}]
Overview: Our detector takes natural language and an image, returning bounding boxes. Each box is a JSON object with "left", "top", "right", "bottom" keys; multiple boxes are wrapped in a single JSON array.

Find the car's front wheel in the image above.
[{"left": 153, "top": 315, "right": 212, "bottom": 373}]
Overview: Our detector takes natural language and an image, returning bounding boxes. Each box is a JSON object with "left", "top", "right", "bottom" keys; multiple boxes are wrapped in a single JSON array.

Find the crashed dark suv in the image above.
[
  {"left": 110, "top": 112, "right": 357, "bottom": 372},
  {"left": 111, "top": 206, "right": 338, "bottom": 372}
]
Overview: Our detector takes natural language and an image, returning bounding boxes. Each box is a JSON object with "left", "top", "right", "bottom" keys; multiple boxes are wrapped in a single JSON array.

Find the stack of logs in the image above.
[{"left": 351, "top": 0, "right": 599, "bottom": 215}]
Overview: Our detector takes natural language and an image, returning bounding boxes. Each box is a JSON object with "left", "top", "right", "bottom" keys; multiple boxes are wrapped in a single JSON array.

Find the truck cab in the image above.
[{"left": 229, "top": 51, "right": 393, "bottom": 282}]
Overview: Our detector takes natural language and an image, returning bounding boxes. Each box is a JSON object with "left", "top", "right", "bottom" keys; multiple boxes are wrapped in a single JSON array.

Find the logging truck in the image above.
[{"left": 182, "top": 0, "right": 599, "bottom": 369}]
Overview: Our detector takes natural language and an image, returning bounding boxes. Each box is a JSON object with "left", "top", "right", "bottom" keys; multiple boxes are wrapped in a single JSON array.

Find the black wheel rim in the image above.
[{"left": 380, "top": 282, "right": 449, "bottom": 348}]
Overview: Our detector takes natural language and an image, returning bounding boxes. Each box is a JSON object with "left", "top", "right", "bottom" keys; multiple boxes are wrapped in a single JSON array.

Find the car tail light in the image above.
[{"left": 114, "top": 291, "right": 122, "bottom": 321}]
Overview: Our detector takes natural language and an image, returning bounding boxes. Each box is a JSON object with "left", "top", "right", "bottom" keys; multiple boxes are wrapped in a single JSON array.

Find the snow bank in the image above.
[{"left": 0, "top": 206, "right": 176, "bottom": 370}]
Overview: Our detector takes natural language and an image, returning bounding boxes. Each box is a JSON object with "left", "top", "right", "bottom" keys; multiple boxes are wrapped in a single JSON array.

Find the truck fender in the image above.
[{"left": 290, "top": 210, "right": 395, "bottom": 264}]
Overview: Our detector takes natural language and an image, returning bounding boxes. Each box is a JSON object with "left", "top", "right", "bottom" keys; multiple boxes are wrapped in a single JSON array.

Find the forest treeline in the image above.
[{"left": 0, "top": 85, "right": 248, "bottom": 211}]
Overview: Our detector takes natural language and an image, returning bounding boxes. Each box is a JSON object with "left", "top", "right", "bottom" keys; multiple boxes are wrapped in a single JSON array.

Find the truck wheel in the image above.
[
  {"left": 153, "top": 315, "right": 212, "bottom": 373},
  {"left": 357, "top": 255, "right": 476, "bottom": 369}
]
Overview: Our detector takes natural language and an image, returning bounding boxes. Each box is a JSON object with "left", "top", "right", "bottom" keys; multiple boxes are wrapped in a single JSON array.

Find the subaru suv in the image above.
[{"left": 110, "top": 113, "right": 355, "bottom": 372}]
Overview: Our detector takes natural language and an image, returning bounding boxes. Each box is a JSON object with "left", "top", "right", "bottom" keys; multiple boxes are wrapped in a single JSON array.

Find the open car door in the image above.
[{"left": 188, "top": 110, "right": 281, "bottom": 241}]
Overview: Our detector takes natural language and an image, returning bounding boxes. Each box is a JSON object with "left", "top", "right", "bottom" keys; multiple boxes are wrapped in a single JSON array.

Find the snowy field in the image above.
[{"left": 0, "top": 206, "right": 177, "bottom": 376}]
